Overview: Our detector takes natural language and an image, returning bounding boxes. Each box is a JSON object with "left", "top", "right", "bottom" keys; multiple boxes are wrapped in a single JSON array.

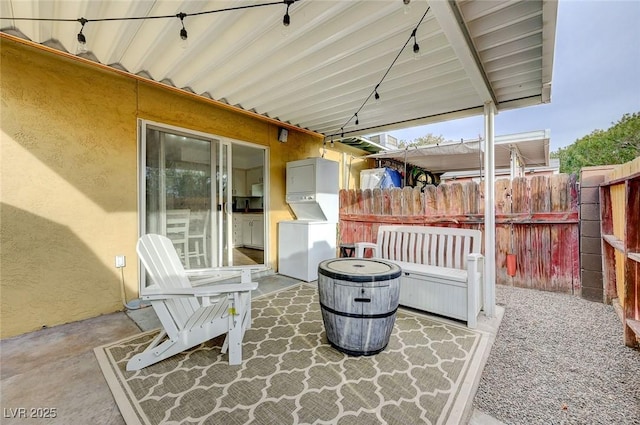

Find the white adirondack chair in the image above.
[{"left": 127, "top": 234, "right": 258, "bottom": 371}]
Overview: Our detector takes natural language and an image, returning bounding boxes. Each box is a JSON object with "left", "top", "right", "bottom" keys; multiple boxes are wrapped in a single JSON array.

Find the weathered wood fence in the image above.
[
  {"left": 339, "top": 174, "right": 580, "bottom": 293},
  {"left": 600, "top": 157, "right": 640, "bottom": 347}
]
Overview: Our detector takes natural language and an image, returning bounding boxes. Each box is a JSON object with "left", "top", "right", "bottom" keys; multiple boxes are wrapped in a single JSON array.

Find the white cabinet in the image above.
[
  {"left": 232, "top": 168, "right": 247, "bottom": 196},
  {"left": 253, "top": 218, "right": 264, "bottom": 248},
  {"left": 232, "top": 215, "right": 243, "bottom": 247},
  {"left": 242, "top": 214, "right": 264, "bottom": 249},
  {"left": 233, "top": 167, "right": 263, "bottom": 196},
  {"left": 242, "top": 223, "right": 251, "bottom": 247},
  {"left": 278, "top": 221, "right": 337, "bottom": 282}
]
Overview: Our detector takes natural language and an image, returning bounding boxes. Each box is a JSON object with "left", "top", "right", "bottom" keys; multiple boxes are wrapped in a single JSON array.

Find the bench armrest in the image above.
[
  {"left": 466, "top": 253, "right": 485, "bottom": 328},
  {"left": 355, "top": 242, "right": 378, "bottom": 258},
  {"left": 466, "top": 253, "right": 484, "bottom": 275},
  {"left": 467, "top": 252, "right": 483, "bottom": 262}
]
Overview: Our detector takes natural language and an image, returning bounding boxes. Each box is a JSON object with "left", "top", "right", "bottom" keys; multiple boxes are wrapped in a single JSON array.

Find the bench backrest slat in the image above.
[
  {"left": 374, "top": 225, "right": 482, "bottom": 270},
  {"left": 462, "top": 236, "right": 472, "bottom": 269},
  {"left": 429, "top": 233, "right": 437, "bottom": 265}
]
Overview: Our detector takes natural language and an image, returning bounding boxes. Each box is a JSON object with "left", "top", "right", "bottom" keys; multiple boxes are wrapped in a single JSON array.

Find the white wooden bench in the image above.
[{"left": 355, "top": 225, "right": 484, "bottom": 328}]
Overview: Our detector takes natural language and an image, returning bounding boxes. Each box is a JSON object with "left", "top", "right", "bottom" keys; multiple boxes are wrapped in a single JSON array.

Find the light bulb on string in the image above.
[
  {"left": 335, "top": 4, "right": 431, "bottom": 143},
  {"left": 283, "top": 1, "right": 292, "bottom": 26},
  {"left": 403, "top": 0, "right": 411, "bottom": 14},
  {"left": 282, "top": 0, "right": 293, "bottom": 36},
  {"left": 76, "top": 17, "right": 88, "bottom": 54},
  {"left": 177, "top": 13, "right": 188, "bottom": 49}
]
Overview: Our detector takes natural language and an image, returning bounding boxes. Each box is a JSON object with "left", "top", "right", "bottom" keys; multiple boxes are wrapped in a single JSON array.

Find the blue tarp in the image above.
[{"left": 379, "top": 168, "right": 402, "bottom": 188}]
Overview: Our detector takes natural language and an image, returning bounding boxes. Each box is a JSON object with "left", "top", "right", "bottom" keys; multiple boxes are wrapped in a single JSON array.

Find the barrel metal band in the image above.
[{"left": 319, "top": 302, "right": 398, "bottom": 319}]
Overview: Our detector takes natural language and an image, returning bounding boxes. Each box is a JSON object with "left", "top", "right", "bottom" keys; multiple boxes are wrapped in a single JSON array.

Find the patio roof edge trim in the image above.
[
  {"left": 541, "top": 0, "right": 559, "bottom": 93},
  {"left": 0, "top": 32, "right": 324, "bottom": 140}
]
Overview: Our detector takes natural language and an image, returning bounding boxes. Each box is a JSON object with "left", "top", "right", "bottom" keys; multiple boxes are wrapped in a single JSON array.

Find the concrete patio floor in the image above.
[{"left": 1, "top": 273, "right": 503, "bottom": 425}]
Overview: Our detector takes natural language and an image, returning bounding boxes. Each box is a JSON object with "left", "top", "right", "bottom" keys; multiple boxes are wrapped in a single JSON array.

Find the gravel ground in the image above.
[{"left": 474, "top": 284, "right": 640, "bottom": 424}]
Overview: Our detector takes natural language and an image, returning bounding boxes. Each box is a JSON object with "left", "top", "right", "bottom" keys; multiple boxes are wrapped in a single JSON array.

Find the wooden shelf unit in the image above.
[{"left": 600, "top": 172, "right": 639, "bottom": 347}]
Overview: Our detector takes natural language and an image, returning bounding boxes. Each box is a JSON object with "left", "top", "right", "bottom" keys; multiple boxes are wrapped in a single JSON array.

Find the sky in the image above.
[{"left": 388, "top": 0, "right": 640, "bottom": 152}]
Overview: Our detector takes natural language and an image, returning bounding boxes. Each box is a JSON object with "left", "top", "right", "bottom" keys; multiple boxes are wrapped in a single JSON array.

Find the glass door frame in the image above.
[
  {"left": 137, "top": 119, "right": 269, "bottom": 290},
  {"left": 216, "top": 139, "right": 233, "bottom": 267}
]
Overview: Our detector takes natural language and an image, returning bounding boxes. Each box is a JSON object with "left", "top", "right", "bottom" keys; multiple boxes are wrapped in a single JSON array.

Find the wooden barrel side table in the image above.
[{"left": 318, "top": 258, "right": 401, "bottom": 356}]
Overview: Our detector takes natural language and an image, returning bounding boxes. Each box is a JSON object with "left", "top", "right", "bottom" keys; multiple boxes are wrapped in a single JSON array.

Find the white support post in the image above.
[
  {"left": 510, "top": 145, "right": 517, "bottom": 180},
  {"left": 483, "top": 102, "right": 496, "bottom": 317},
  {"left": 509, "top": 144, "right": 525, "bottom": 179}
]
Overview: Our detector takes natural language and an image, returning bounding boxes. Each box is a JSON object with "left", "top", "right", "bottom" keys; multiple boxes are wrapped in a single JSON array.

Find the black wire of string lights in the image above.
[
  {"left": 331, "top": 3, "right": 431, "bottom": 140},
  {"left": 8, "top": 0, "right": 429, "bottom": 141},
  {"left": 2, "top": 0, "right": 298, "bottom": 48}
]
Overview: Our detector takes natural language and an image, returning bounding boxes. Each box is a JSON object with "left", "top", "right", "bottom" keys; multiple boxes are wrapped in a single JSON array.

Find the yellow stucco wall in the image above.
[
  {"left": 1, "top": 37, "right": 369, "bottom": 338},
  {"left": 1, "top": 40, "right": 140, "bottom": 338}
]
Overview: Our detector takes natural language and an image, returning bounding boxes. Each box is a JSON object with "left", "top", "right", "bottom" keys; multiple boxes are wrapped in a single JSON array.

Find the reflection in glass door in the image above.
[
  {"left": 140, "top": 121, "right": 266, "bottom": 275},
  {"left": 144, "top": 126, "right": 214, "bottom": 270}
]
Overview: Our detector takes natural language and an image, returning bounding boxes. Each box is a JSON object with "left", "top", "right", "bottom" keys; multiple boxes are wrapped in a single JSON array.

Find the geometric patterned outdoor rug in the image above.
[{"left": 95, "top": 284, "right": 488, "bottom": 425}]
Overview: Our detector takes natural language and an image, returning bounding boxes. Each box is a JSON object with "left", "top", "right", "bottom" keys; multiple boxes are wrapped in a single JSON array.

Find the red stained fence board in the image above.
[{"left": 339, "top": 175, "right": 580, "bottom": 293}]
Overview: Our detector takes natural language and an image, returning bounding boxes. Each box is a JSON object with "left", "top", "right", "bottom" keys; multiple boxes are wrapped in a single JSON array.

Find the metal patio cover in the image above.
[
  {"left": 367, "top": 129, "right": 551, "bottom": 173},
  {"left": 1, "top": 0, "right": 557, "bottom": 138}
]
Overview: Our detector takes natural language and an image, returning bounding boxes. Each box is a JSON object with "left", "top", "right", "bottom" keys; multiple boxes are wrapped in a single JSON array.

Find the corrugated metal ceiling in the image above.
[{"left": 1, "top": 0, "right": 557, "bottom": 138}]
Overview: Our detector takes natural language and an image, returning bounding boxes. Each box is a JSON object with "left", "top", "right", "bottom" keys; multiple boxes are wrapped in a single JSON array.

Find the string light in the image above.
[
  {"left": 403, "top": 0, "right": 412, "bottom": 14},
  {"left": 3, "top": 0, "right": 299, "bottom": 52},
  {"left": 177, "top": 13, "right": 187, "bottom": 40},
  {"left": 329, "top": 5, "right": 430, "bottom": 139},
  {"left": 7, "top": 0, "right": 430, "bottom": 140},
  {"left": 76, "top": 17, "right": 87, "bottom": 53},
  {"left": 283, "top": 0, "right": 294, "bottom": 26},
  {"left": 76, "top": 18, "right": 87, "bottom": 44}
]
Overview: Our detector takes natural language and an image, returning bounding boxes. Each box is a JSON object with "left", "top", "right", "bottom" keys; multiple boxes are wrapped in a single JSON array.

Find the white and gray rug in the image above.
[{"left": 95, "top": 284, "right": 489, "bottom": 425}]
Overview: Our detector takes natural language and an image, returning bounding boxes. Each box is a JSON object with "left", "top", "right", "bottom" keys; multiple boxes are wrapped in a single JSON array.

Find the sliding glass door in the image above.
[
  {"left": 139, "top": 120, "right": 266, "bottom": 277},
  {"left": 143, "top": 126, "right": 213, "bottom": 269}
]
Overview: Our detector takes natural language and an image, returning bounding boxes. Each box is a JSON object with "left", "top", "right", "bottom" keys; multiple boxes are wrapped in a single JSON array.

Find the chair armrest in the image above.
[
  {"left": 141, "top": 282, "right": 258, "bottom": 300},
  {"left": 355, "top": 242, "right": 378, "bottom": 258},
  {"left": 186, "top": 265, "right": 264, "bottom": 284}
]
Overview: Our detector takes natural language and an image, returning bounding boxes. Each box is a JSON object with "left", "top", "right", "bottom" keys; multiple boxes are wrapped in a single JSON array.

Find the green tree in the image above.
[
  {"left": 552, "top": 112, "right": 640, "bottom": 174},
  {"left": 398, "top": 133, "right": 445, "bottom": 148}
]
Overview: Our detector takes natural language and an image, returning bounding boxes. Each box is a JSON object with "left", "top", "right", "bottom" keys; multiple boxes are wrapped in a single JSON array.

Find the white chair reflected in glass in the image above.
[
  {"left": 166, "top": 209, "right": 190, "bottom": 268},
  {"left": 188, "top": 210, "right": 210, "bottom": 268}
]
